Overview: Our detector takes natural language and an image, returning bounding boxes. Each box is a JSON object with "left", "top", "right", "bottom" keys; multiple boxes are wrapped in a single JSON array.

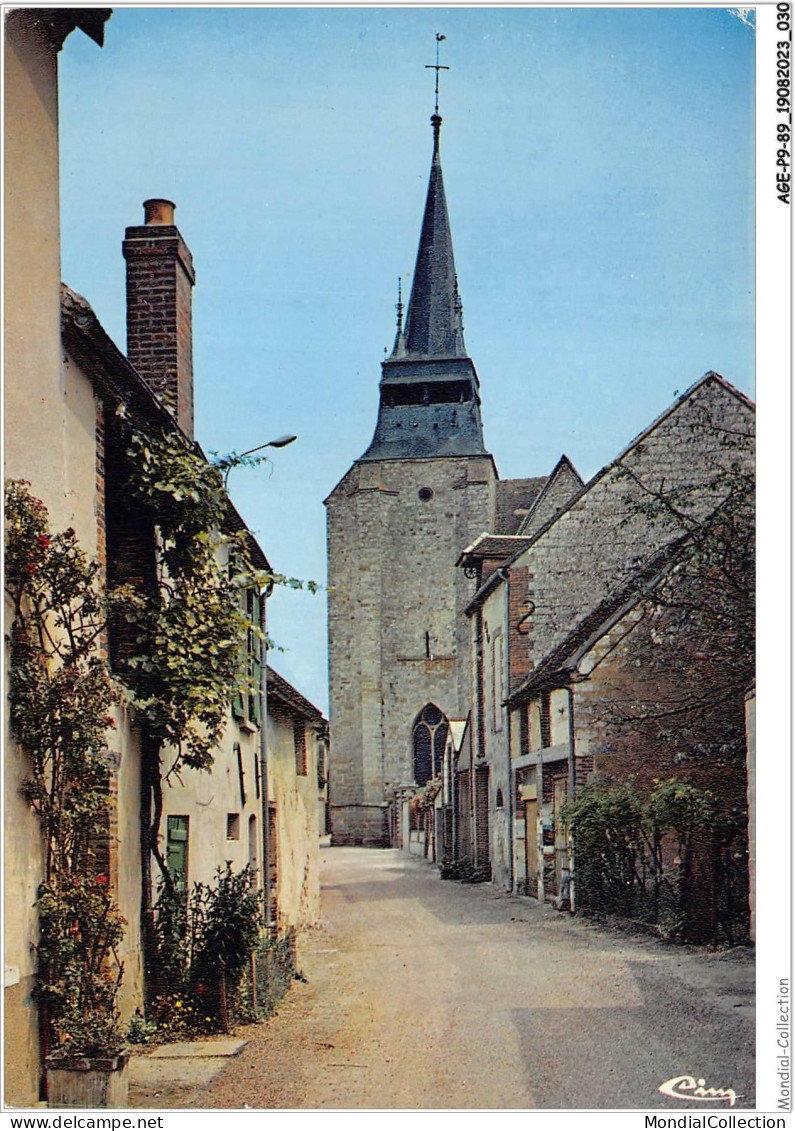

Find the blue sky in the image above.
[{"left": 58, "top": 6, "right": 755, "bottom": 714}]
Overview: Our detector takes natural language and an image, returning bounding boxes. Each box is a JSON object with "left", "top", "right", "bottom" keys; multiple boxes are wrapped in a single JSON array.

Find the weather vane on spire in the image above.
[{"left": 425, "top": 33, "right": 449, "bottom": 116}]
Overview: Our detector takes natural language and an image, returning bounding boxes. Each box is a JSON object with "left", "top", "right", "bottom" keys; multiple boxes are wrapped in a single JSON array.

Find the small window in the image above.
[
  {"left": 418, "top": 487, "right": 434, "bottom": 501},
  {"left": 227, "top": 813, "right": 240, "bottom": 840},
  {"left": 495, "top": 788, "right": 504, "bottom": 809},
  {"left": 248, "top": 815, "right": 258, "bottom": 872}
]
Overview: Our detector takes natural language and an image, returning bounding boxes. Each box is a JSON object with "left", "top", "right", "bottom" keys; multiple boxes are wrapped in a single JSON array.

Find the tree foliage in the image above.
[
  {"left": 567, "top": 778, "right": 747, "bottom": 943},
  {"left": 118, "top": 431, "right": 259, "bottom": 773}
]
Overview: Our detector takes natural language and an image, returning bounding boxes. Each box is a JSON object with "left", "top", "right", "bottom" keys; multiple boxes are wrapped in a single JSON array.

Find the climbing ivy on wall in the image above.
[
  {"left": 119, "top": 428, "right": 319, "bottom": 776},
  {"left": 112, "top": 427, "right": 317, "bottom": 999},
  {"left": 7, "top": 427, "right": 319, "bottom": 1023},
  {"left": 119, "top": 430, "right": 257, "bottom": 774}
]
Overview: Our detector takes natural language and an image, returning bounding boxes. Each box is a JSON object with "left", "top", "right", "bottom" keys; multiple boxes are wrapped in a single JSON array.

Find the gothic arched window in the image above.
[{"left": 412, "top": 704, "right": 449, "bottom": 786}]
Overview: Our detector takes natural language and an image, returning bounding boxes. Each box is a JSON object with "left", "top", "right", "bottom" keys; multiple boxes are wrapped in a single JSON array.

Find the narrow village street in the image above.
[{"left": 131, "top": 847, "right": 754, "bottom": 1110}]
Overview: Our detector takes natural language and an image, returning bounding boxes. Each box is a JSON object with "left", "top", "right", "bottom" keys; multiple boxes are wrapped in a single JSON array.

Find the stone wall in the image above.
[
  {"left": 518, "top": 457, "right": 583, "bottom": 540},
  {"left": 511, "top": 377, "right": 754, "bottom": 674},
  {"left": 326, "top": 454, "right": 496, "bottom": 845}
]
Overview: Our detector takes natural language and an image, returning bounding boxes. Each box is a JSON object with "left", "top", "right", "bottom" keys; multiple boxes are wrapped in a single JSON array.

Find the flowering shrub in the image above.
[
  {"left": 148, "top": 864, "right": 263, "bottom": 1038},
  {"left": 5, "top": 481, "right": 126, "bottom": 1058},
  {"left": 409, "top": 777, "right": 441, "bottom": 813}
]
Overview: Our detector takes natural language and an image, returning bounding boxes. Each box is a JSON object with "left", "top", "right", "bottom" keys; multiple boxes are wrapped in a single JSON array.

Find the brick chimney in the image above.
[{"left": 122, "top": 199, "right": 195, "bottom": 438}]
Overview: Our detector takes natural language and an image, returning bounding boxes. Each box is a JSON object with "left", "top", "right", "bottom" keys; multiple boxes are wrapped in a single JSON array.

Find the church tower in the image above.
[{"left": 325, "top": 73, "right": 499, "bottom": 846}]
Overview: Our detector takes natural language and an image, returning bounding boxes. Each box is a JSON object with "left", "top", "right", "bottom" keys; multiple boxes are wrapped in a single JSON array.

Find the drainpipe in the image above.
[
  {"left": 567, "top": 685, "right": 576, "bottom": 913},
  {"left": 498, "top": 569, "right": 514, "bottom": 892},
  {"left": 473, "top": 608, "right": 484, "bottom": 863},
  {"left": 259, "top": 585, "right": 274, "bottom": 934},
  {"left": 449, "top": 736, "right": 456, "bottom": 861}
]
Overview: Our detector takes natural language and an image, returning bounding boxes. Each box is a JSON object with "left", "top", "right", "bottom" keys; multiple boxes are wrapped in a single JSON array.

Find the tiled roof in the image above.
[
  {"left": 267, "top": 666, "right": 327, "bottom": 726},
  {"left": 505, "top": 534, "right": 690, "bottom": 706},
  {"left": 457, "top": 534, "right": 534, "bottom": 569},
  {"left": 494, "top": 477, "right": 548, "bottom": 534}
]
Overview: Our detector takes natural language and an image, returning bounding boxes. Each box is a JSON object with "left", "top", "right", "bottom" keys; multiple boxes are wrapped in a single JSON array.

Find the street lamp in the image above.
[
  {"left": 238, "top": 434, "right": 297, "bottom": 457},
  {"left": 220, "top": 434, "right": 297, "bottom": 486},
  {"left": 227, "top": 431, "right": 296, "bottom": 934}
]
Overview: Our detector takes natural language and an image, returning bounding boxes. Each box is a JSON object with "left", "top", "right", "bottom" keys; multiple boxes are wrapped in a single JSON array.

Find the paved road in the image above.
[{"left": 132, "top": 847, "right": 755, "bottom": 1110}]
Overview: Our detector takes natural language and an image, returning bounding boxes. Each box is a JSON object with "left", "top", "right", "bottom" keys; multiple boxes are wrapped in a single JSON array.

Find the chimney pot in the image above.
[{"left": 143, "top": 198, "right": 176, "bottom": 226}]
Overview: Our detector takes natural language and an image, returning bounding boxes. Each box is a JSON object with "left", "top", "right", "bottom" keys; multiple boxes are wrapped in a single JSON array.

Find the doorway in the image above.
[{"left": 524, "top": 799, "right": 538, "bottom": 898}]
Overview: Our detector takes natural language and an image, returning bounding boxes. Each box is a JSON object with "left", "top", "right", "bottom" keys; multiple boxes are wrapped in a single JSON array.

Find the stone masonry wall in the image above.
[
  {"left": 326, "top": 454, "right": 496, "bottom": 845},
  {"left": 519, "top": 460, "right": 583, "bottom": 540},
  {"left": 511, "top": 378, "right": 754, "bottom": 676}
]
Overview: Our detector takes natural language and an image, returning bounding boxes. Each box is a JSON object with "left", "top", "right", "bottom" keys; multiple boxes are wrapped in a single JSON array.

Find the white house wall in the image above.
[
  {"left": 480, "top": 582, "right": 512, "bottom": 890},
  {"left": 157, "top": 726, "right": 263, "bottom": 895},
  {"left": 267, "top": 709, "right": 321, "bottom": 928}
]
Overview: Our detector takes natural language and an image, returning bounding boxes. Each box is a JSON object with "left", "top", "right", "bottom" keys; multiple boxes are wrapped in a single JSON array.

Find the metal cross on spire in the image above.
[
  {"left": 425, "top": 33, "right": 449, "bottom": 116},
  {"left": 395, "top": 277, "right": 404, "bottom": 335}
]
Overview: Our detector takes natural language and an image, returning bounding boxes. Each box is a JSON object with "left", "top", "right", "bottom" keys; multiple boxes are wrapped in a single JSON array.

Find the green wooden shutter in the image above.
[
  {"left": 166, "top": 816, "right": 189, "bottom": 893},
  {"left": 251, "top": 590, "right": 262, "bottom": 726},
  {"left": 231, "top": 563, "right": 246, "bottom": 721}
]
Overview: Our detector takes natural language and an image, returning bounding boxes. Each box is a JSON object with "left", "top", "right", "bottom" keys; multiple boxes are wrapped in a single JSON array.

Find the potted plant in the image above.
[
  {"left": 39, "top": 874, "right": 129, "bottom": 1108},
  {"left": 45, "top": 1023, "right": 130, "bottom": 1110}
]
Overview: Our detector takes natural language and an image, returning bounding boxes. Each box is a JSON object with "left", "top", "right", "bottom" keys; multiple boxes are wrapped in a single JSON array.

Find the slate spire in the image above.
[
  {"left": 399, "top": 112, "right": 467, "bottom": 359},
  {"left": 359, "top": 53, "right": 487, "bottom": 463}
]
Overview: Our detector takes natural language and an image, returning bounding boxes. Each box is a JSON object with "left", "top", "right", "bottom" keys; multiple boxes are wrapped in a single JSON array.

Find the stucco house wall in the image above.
[
  {"left": 4, "top": 12, "right": 65, "bottom": 522},
  {"left": 480, "top": 581, "right": 511, "bottom": 889},
  {"left": 4, "top": 11, "right": 112, "bottom": 1104},
  {"left": 266, "top": 679, "right": 323, "bottom": 928},
  {"left": 157, "top": 730, "right": 264, "bottom": 893}
]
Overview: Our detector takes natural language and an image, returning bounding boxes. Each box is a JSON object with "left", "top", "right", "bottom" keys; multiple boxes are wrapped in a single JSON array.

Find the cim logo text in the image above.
[{"left": 658, "top": 1075, "right": 741, "bottom": 1107}]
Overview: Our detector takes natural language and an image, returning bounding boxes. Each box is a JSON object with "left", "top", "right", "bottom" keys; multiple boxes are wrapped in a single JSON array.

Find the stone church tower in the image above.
[{"left": 325, "top": 103, "right": 500, "bottom": 846}]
